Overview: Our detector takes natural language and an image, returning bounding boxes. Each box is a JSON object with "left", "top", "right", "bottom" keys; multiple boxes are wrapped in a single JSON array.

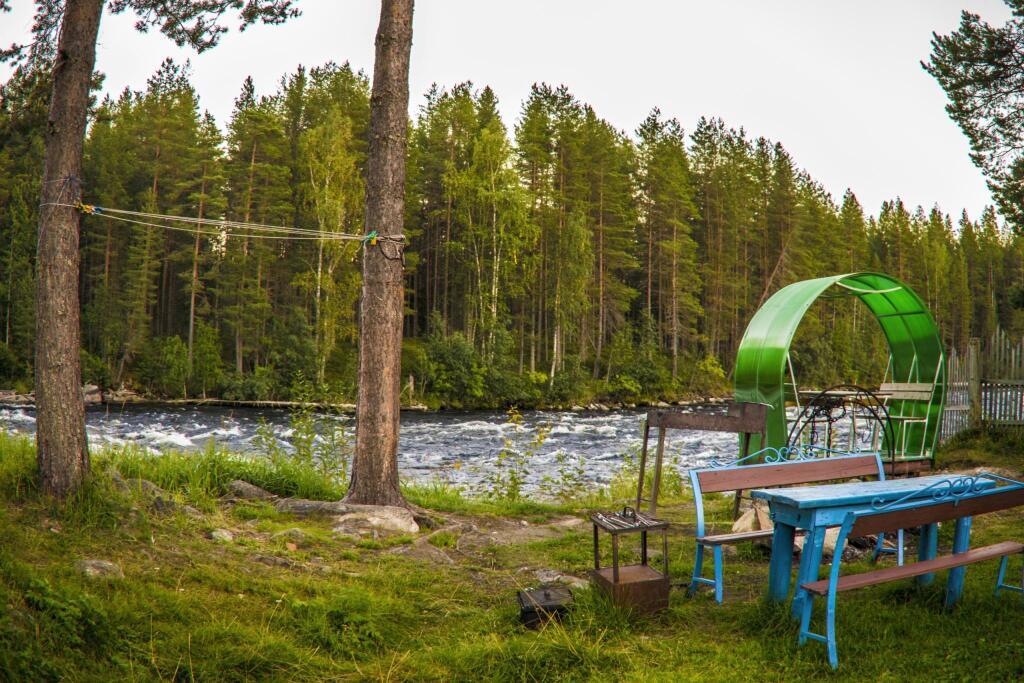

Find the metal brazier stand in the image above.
[{"left": 590, "top": 507, "right": 670, "bottom": 613}]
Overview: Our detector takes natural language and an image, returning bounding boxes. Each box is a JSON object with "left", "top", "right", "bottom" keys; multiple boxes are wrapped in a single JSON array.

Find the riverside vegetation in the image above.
[
  {"left": 5, "top": 58, "right": 1024, "bottom": 409},
  {"left": 0, "top": 423, "right": 1022, "bottom": 680}
]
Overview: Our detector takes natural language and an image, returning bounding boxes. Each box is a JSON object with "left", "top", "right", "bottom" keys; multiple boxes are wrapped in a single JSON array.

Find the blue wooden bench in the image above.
[
  {"left": 797, "top": 473, "right": 1024, "bottom": 669},
  {"left": 688, "top": 448, "right": 892, "bottom": 603}
]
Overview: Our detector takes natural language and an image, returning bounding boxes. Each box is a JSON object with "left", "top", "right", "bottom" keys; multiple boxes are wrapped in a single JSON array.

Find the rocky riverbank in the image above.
[{"left": 0, "top": 384, "right": 724, "bottom": 413}]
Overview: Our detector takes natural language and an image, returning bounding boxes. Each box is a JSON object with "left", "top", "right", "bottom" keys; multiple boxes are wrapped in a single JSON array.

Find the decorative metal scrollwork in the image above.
[
  {"left": 707, "top": 444, "right": 872, "bottom": 469},
  {"left": 871, "top": 472, "right": 1024, "bottom": 511},
  {"left": 786, "top": 384, "right": 895, "bottom": 463}
]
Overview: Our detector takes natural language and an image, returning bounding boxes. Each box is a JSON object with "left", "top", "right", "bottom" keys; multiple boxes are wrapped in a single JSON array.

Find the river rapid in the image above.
[{"left": 0, "top": 404, "right": 742, "bottom": 494}]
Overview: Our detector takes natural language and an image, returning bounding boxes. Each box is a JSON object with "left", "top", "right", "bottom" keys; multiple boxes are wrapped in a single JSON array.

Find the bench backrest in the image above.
[
  {"left": 879, "top": 382, "right": 934, "bottom": 402},
  {"left": 693, "top": 453, "right": 882, "bottom": 494},
  {"left": 851, "top": 482, "right": 1024, "bottom": 537},
  {"left": 647, "top": 402, "right": 769, "bottom": 434},
  {"left": 689, "top": 453, "right": 883, "bottom": 537}
]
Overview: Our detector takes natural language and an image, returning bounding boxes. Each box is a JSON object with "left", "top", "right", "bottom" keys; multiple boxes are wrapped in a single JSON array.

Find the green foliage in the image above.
[
  {"left": 427, "top": 530, "right": 458, "bottom": 549},
  {"left": 689, "top": 355, "right": 728, "bottom": 397},
  {"left": 0, "top": 345, "right": 26, "bottom": 387},
  {"left": 290, "top": 588, "right": 405, "bottom": 659},
  {"left": 190, "top": 320, "right": 224, "bottom": 397},
  {"left": 136, "top": 336, "right": 189, "bottom": 398},
  {"left": 79, "top": 349, "right": 111, "bottom": 389},
  {"left": 423, "top": 326, "right": 486, "bottom": 406},
  {"left": 250, "top": 384, "right": 353, "bottom": 489},
  {"left": 925, "top": 8, "right": 1024, "bottom": 231},
  {"left": 109, "top": 441, "right": 344, "bottom": 502},
  {"left": 482, "top": 408, "right": 549, "bottom": 501},
  {"left": 222, "top": 365, "right": 277, "bottom": 401}
]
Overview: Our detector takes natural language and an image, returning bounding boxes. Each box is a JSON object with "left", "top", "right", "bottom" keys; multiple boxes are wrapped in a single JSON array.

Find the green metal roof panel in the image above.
[{"left": 733, "top": 272, "right": 945, "bottom": 458}]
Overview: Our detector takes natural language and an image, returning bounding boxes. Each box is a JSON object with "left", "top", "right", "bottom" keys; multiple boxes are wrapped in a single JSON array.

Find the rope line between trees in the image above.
[{"left": 38, "top": 201, "right": 405, "bottom": 247}]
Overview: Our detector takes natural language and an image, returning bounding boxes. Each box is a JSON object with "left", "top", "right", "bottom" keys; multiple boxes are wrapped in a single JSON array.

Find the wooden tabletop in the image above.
[{"left": 751, "top": 474, "right": 995, "bottom": 510}]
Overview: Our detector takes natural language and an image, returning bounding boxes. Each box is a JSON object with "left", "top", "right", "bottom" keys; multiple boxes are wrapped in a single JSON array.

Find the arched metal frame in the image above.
[{"left": 733, "top": 272, "right": 945, "bottom": 464}]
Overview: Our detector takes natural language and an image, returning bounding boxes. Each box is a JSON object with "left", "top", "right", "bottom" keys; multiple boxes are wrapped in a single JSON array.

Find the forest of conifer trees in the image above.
[{"left": 1, "top": 57, "right": 1022, "bottom": 408}]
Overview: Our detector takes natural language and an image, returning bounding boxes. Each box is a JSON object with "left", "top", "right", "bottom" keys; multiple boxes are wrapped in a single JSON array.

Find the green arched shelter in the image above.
[{"left": 733, "top": 272, "right": 945, "bottom": 460}]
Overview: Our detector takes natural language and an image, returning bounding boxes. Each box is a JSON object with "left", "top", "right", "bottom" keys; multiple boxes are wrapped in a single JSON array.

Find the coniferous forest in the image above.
[{"left": 1, "top": 58, "right": 1021, "bottom": 408}]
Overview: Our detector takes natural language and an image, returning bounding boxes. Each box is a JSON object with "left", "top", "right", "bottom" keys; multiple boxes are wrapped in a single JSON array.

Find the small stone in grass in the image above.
[
  {"left": 227, "top": 480, "right": 276, "bottom": 500},
  {"left": 75, "top": 559, "right": 124, "bottom": 579},
  {"left": 210, "top": 529, "right": 234, "bottom": 543},
  {"left": 286, "top": 542, "right": 298, "bottom": 552},
  {"left": 271, "top": 528, "right": 310, "bottom": 545}
]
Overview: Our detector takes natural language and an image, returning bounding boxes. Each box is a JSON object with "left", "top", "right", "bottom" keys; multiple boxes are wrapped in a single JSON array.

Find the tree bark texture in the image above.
[
  {"left": 35, "top": 0, "right": 104, "bottom": 499},
  {"left": 346, "top": 0, "right": 414, "bottom": 506}
]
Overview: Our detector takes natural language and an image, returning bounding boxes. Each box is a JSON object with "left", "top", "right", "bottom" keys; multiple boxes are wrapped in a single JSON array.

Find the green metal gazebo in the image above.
[{"left": 733, "top": 272, "right": 945, "bottom": 466}]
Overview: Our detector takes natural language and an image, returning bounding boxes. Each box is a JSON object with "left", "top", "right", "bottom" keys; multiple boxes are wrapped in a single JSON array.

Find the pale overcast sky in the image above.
[{"left": 1, "top": 1, "right": 1013, "bottom": 221}]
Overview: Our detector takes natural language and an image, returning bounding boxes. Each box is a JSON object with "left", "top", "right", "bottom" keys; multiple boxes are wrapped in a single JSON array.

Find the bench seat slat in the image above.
[
  {"left": 697, "top": 530, "right": 774, "bottom": 545},
  {"left": 801, "top": 541, "right": 1024, "bottom": 595}
]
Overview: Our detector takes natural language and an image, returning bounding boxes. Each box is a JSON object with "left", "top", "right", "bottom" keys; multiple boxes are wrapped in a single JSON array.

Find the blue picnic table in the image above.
[{"left": 752, "top": 474, "right": 997, "bottom": 616}]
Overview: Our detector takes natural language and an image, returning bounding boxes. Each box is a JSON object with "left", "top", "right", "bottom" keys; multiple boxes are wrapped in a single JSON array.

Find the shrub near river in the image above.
[{"left": 0, "top": 428, "right": 1022, "bottom": 680}]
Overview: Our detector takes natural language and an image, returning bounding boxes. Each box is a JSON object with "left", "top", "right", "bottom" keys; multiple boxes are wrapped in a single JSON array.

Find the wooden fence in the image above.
[{"left": 942, "top": 330, "right": 1024, "bottom": 442}]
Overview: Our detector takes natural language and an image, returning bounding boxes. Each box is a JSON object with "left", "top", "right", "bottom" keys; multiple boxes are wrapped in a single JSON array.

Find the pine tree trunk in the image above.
[
  {"left": 315, "top": 238, "right": 324, "bottom": 383},
  {"left": 187, "top": 176, "right": 207, "bottom": 375},
  {"left": 671, "top": 222, "right": 679, "bottom": 378},
  {"left": 346, "top": 0, "right": 414, "bottom": 507},
  {"left": 593, "top": 184, "right": 604, "bottom": 379},
  {"left": 35, "top": 0, "right": 103, "bottom": 499}
]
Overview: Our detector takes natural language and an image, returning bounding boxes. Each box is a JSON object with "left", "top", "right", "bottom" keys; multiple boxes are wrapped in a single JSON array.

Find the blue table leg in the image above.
[
  {"left": 917, "top": 523, "right": 939, "bottom": 586},
  {"left": 792, "top": 525, "right": 826, "bottom": 618},
  {"left": 767, "top": 522, "right": 796, "bottom": 603},
  {"left": 945, "top": 516, "right": 973, "bottom": 608}
]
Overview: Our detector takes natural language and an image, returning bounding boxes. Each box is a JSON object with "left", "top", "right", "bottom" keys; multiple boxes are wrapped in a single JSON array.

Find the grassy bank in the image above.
[{"left": 0, "top": 431, "right": 1023, "bottom": 681}]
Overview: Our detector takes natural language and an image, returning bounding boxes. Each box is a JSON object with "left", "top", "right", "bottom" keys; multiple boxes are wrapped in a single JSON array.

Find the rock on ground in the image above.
[
  {"left": 252, "top": 554, "right": 294, "bottom": 568},
  {"left": 271, "top": 528, "right": 310, "bottom": 545},
  {"left": 534, "top": 568, "right": 587, "bottom": 589},
  {"left": 76, "top": 559, "right": 124, "bottom": 579},
  {"left": 731, "top": 500, "right": 773, "bottom": 534},
  {"left": 333, "top": 505, "right": 419, "bottom": 538},
  {"left": 82, "top": 384, "right": 102, "bottom": 405},
  {"left": 274, "top": 498, "right": 351, "bottom": 516},
  {"left": 389, "top": 539, "right": 454, "bottom": 565},
  {"left": 111, "top": 472, "right": 202, "bottom": 518},
  {"left": 228, "top": 480, "right": 276, "bottom": 500},
  {"left": 732, "top": 507, "right": 758, "bottom": 533},
  {"left": 210, "top": 529, "right": 234, "bottom": 543}
]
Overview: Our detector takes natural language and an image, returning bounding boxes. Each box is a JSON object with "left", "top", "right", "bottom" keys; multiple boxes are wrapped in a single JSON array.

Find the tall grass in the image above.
[{"left": 106, "top": 441, "right": 346, "bottom": 504}]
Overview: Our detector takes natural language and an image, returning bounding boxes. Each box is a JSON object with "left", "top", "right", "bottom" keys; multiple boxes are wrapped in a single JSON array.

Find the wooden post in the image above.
[
  {"left": 732, "top": 431, "right": 751, "bottom": 519},
  {"left": 968, "top": 337, "right": 981, "bottom": 429},
  {"left": 636, "top": 419, "right": 649, "bottom": 510},
  {"left": 648, "top": 427, "right": 666, "bottom": 516}
]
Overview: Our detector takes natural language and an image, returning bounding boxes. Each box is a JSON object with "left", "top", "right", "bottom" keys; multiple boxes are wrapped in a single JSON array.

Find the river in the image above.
[{"left": 0, "top": 403, "right": 742, "bottom": 494}]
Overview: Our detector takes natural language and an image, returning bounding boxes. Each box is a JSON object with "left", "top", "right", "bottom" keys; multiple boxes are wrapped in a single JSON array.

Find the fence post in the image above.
[{"left": 968, "top": 337, "right": 981, "bottom": 429}]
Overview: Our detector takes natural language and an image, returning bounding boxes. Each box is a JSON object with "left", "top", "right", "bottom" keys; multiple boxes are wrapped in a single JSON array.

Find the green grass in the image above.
[
  {"left": 0, "top": 429, "right": 1022, "bottom": 680},
  {"left": 936, "top": 427, "right": 1024, "bottom": 475}
]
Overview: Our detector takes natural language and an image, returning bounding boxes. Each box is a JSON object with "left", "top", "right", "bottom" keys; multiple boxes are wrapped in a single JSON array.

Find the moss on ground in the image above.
[{"left": 0, "top": 430, "right": 1022, "bottom": 681}]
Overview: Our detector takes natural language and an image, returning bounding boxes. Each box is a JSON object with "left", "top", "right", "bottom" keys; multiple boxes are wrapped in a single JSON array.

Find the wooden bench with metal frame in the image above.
[
  {"left": 798, "top": 473, "right": 1024, "bottom": 670},
  {"left": 688, "top": 450, "right": 888, "bottom": 604},
  {"left": 870, "top": 373, "right": 941, "bottom": 473}
]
